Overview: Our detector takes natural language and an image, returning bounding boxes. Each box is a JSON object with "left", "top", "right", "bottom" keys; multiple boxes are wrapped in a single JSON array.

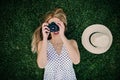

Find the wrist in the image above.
[
  {"left": 43, "top": 38, "right": 48, "bottom": 42},
  {"left": 60, "top": 32, "right": 65, "bottom": 37},
  {"left": 61, "top": 35, "right": 67, "bottom": 41}
]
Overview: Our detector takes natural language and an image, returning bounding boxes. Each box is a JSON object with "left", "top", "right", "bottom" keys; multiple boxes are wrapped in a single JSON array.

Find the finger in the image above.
[
  {"left": 42, "top": 27, "right": 50, "bottom": 31},
  {"left": 44, "top": 29, "right": 50, "bottom": 34},
  {"left": 44, "top": 27, "right": 50, "bottom": 31},
  {"left": 60, "top": 21, "right": 64, "bottom": 26},
  {"left": 57, "top": 23, "right": 64, "bottom": 30},
  {"left": 57, "top": 23, "right": 61, "bottom": 27},
  {"left": 42, "top": 23, "right": 49, "bottom": 27},
  {"left": 43, "top": 27, "right": 50, "bottom": 32},
  {"left": 57, "top": 22, "right": 64, "bottom": 27}
]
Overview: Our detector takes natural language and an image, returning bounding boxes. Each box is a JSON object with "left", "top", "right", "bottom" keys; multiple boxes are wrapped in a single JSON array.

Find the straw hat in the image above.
[{"left": 81, "top": 24, "right": 113, "bottom": 54}]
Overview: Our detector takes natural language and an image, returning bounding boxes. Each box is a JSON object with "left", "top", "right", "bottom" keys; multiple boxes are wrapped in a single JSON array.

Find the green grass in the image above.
[{"left": 0, "top": 0, "right": 120, "bottom": 80}]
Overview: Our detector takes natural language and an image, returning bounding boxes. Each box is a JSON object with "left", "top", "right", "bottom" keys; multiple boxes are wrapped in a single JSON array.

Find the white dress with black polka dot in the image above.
[{"left": 43, "top": 41, "right": 77, "bottom": 80}]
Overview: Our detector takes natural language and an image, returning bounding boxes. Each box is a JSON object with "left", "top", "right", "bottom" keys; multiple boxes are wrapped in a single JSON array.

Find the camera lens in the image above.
[{"left": 48, "top": 22, "right": 59, "bottom": 32}]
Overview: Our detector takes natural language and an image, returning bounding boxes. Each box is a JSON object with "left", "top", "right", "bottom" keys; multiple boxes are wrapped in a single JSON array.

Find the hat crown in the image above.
[
  {"left": 91, "top": 33, "right": 110, "bottom": 48},
  {"left": 82, "top": 24, "right": 113, "bottom": 54}
]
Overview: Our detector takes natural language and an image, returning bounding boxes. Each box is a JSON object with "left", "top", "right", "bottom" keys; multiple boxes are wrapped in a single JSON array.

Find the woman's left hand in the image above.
[{"left": 57, "top": 21, "right": 65, "bottom": 37}]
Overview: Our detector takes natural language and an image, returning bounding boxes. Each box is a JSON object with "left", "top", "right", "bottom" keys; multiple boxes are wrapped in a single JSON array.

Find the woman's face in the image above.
[{"left": 48, "top": 17, "right": 65, "bottom": 35}]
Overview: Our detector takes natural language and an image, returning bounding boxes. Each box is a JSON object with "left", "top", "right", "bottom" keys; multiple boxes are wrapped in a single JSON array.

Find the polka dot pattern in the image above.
[{"left": 43, "top": 41, "right": 77, "bottom": 80}]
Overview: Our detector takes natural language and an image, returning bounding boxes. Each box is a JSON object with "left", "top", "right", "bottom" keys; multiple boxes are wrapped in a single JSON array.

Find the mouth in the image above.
[{"left": 53, "top": 31, "right": 59, "bottom": 35}]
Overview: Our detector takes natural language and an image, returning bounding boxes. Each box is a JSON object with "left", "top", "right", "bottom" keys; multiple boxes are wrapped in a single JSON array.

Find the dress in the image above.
[{"left": 43, "top": 41, "right": 77, "bottom": 80}]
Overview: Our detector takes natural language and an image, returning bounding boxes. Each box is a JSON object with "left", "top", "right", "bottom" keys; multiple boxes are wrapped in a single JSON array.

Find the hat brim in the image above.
[{"left": 82, "top": 24, "right": 113, "bottom": 54}]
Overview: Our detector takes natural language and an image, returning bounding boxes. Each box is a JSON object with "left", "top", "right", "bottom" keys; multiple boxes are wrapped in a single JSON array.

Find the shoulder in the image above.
[
  {"left": 68, "top": 39, "right": 77, "bottom": 44},
  {"left": 68, "top": 39, "right": 78, "bottom": 47}
]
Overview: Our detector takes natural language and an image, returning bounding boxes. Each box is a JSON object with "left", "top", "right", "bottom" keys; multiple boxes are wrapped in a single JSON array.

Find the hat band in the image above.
[{"left": 89, "top": 32, "right": 100, "bottom": 48}]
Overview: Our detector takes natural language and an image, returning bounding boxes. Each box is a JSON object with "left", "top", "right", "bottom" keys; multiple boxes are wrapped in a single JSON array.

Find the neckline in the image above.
[{"left": 48, "top": 40, "right": 64, "bottom": 56}]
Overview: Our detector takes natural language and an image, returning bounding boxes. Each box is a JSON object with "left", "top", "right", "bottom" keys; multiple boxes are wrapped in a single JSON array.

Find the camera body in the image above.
[{"left": 48, "top": 22, "right": 59, "bottom": 32}]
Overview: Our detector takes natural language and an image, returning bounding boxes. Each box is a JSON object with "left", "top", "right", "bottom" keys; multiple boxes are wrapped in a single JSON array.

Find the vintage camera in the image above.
[{"left": 48, "top": 22, "right": 59, "bottom": 32}]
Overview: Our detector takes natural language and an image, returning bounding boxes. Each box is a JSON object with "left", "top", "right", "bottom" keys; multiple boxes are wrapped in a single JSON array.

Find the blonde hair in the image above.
[{"left": 31, "top": 8, "right": 67, "bottom": 53}]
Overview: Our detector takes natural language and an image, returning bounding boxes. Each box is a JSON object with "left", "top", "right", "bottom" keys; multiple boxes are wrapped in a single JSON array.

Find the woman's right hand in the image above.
[{"left": 42, "top": 22, "right": 50, "bottom": 40}]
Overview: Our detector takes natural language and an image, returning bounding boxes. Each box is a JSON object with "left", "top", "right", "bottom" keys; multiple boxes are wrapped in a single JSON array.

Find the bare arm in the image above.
[
  {"left": 37, "top": 40, "right": 48, "bottom": 68},
  {"left": 37, "top": 22, "right": 50, "bottom": 68},
  {"left": 61, "top": 36, "right": 80, "bottom": 64},
  {"left": 58, "top": 21, "right": 80, "bottom": 64}
]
